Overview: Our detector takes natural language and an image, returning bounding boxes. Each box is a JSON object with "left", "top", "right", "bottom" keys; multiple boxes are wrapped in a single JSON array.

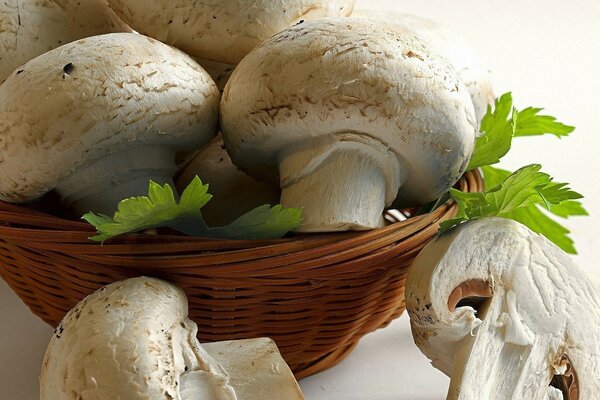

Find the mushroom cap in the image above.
[
  {"left": 40, "top": 277, "right": 237, "bottom": 399},
  {"left": 54, "top": 0, "right": 131, "bottom": 33},
  {"left": 105, "top": 0, "right": 356, "bottom": 64},
  {"left": 0, "top": 33, "right": 219, "bottom": 203},
  {"left": 220, "top": 18, "right": 477, "bottom": 206},
  {"left": 0, "top": 0, "right": 129, "bottom": 83},
  {"left": 176, "top": 134, "right": 281, "bottom": 226},
  {"left": 352, "top": 10, "right": 494, "bottom": 122}
]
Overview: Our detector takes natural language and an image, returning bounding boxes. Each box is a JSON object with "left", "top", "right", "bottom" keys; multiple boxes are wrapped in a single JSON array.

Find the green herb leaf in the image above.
[
  {"left": 207, "top": 205, "right": 303, "bottom": 240},
  {"left": 83, "top": 177, "right": 302, "bottom": 242},
  {"left": 513, "top": 107, "right": 575, "bottom": 138},
  {"left": 467, "top": 93, "right": 575, "bottom": 170},
  {"left": 441, "top": 165, "right": 587, "bottom": 253},
  {"left": 467, "top": 93, "right": 515, "bottom": 170}
]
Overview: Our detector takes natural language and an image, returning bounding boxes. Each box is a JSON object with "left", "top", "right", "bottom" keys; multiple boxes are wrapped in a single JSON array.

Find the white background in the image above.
[{"left": 2, "top": 0, "right": 600, "bottom": 398}]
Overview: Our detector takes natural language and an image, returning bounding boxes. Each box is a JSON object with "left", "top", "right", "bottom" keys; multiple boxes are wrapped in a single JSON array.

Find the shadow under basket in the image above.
[{"left": 0, "top": 170, "right": 482, "bottom": 379}]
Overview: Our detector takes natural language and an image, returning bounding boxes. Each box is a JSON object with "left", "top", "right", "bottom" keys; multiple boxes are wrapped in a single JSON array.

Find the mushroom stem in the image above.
[
  {"left": 55, "top": 145, "right": 177, "bottom": 215},
  {"left": 279, "top": 136, "right": 402, "bottom": 232}
]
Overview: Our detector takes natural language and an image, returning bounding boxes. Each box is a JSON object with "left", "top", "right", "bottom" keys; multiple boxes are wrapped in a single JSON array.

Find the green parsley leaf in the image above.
[
  {"left": 207, "top": 205, "right": 303, "bottom": 240},
  {"left": 467, "top": 93, "right": 574, "bottom": 170},
  {"left": 467, "top": 93, "right": 515, "bottom": 170},
  {"left": 513, "top": 107, "right": 575, "bottom": 137},
  {"left": 440, "top": 165, "right": 586, "bottom": 253},
  {"left": 83, "top": 177, "right": 302, "bottom": 242}
]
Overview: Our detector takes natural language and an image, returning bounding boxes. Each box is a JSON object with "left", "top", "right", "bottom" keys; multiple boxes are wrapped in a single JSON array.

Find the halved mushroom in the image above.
[
  {"left": 105, "top": 0, "right": 356, "bottom": 64},
  {"left": 406, "top": 218, "right": 600, "bottom": 399},
  {"left": 351, "top": 10, "right": 494, "bottom": 122},
  {"left": 40, "top": 277, "right": 304, "bottom": 399},
  {"left": 0, "top": 33, "right": 219, "bottom": 216},
  {"left": 220, "top": 18, "right": 477, "bottom": 232},
  {"left": 0, "top": 0, "right": 129, "bottom": 83}
]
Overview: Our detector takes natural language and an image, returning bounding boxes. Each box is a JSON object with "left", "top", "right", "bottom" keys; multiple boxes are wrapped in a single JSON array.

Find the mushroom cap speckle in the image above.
[
  {"left": 0, "top": 0, "right": 129, "bottom": 83},
  {"left": 0, "top": 33, "right": 219, "bottom": 203},
  {"left": 220, "top": 18, "right": 477, "bottom": 206},
  {"left": 40, "top": 277, "right": 237, "bottom": 399},
  {"left": 106, "top": 0, "right": 356, "bottom": 64}
]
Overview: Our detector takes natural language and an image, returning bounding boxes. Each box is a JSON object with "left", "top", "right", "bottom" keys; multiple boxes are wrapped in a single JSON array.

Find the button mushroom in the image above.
[
  {"left": 0, "top": 33, "right": 219, "bottom": 216},
  {"left": 176, "top": 134, "right": 280, "bottom": 226},
  {"left": 53, "top": 0, "right": 130, "bottom": 33},
  {"left": 220, "top": 18, "right": 477, "bottom": 232},
  {"left": 40, "top": 277, "right": 305, "bottom": 399},
  {"left": 352, "top": 10, "right": 494, "bottom": 122},
  {"left": 194, "top": 59, "right": 235, "bottom": 94},
  {"left": 105, "top": 0, "right": 356, "bottom": 64},
  {"left": 406, "top": 218, "right": 600, "bottom": 399},
  {"left": 0, "top": 0, "right": 128, "bottom": 82}
]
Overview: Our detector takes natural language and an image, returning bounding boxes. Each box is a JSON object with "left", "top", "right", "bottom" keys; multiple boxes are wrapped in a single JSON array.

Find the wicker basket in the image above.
[{"left": 0, "top": 170, "right": 482, "bottom": 378}]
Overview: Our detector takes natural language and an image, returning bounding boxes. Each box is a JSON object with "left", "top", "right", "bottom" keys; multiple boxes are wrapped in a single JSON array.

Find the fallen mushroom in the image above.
[
  {"left": 406, "top": 217, "right": 600, "bottom": 399},
  {"left": 176, "top": 134, "right": 281, "bottom": 226},
  {"left": 220, "top": 18, "right": 477, "bottom": 232},
  {"left": 40, "top": 277, "right": 304, "bottom": 399},
  {"left": 0, "top": 0, "right": 128, "bottom": 82},
  {"left": 352, "top": 10, "right": 494, "bottom": 122},
  {"left": 105, "top": 0, "right": 356, "bottom": 64},
  {"left": 0, "top": 33, "right": 219, "bottom": 216}
]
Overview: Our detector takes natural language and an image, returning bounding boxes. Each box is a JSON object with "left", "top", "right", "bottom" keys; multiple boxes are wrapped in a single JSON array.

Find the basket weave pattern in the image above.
[{"left": 0, "top": 171, "right": 482, "bottom": 378}]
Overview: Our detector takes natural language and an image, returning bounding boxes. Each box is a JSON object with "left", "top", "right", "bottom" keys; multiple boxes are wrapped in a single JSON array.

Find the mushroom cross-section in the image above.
[
  {"left": 40, "top": 277, "right": 237, "bottom": 399},
  {"left": 0, "top": 33, "right": 220, "bottom": 216},
  {"left": 105, "top": 0, "right": 356, "bottom": 64},
  {"left": 406, "top": 218, "right": 600, "bottom": 399},
  {"left": 220, "top": 18, "right": 477, "bottom": 232}
]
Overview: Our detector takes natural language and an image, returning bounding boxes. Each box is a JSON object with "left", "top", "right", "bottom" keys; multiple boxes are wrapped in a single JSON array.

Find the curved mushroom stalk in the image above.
[
  {"left": 40, "top": 277, "right": 236, "bottom": 399},
  {"left": 406, "top": 218, "right": 600, "bottom": 400}
]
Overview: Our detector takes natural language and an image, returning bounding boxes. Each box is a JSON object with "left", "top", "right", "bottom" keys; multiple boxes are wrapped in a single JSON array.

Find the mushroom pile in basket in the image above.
[
  {"left": 0, "top": 1, "right": 594, "bottom": 399},
  {"left": 0, "top": 0, "right": 485, "bottom": 234}
]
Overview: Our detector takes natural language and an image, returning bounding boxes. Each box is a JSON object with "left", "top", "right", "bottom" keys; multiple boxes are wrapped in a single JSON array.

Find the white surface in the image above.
[{"left": 2, "top": 1, "right": 600, "bottom": 398}]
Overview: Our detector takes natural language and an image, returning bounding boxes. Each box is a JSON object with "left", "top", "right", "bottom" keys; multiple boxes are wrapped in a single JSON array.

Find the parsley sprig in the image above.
[
  {"left": 83, "top": 177, "right": 302, "bottom": 242},
  {"left": 441, "top": 93, "right": 586, "bottom": 253}
]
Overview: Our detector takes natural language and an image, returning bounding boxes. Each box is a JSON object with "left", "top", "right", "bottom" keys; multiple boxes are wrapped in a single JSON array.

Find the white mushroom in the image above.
[
  {"left": 40, "top": 277, "right": 305, "bottom": 400},
  {"left": 352, "top": 10, "right": 494, "bottom": 122},
  {"left": 176, "top": 134, "right": 280, "bottom": 226},
  {"left": 0, "top": 0, "right": 129, "bottom": 83},
  {"left": 220, "top": 18, "right": 477, "bottom": 232},
  {"left": 194, "top": 59, "right": 235, "bottom": 94},
  {"left": 0, "top": 33, "right": 219, "bottom": 216},
  {"left": 406, "top": 218, "right": 600, "bottom": 399},
  {"left": 40, "top": 277, "right": 237, "bottom": 399},
  {"left": 105, "top": 0, "right": 356, "bottom": 64},
  {"left": 53, "top": 0, "right": 130, "bottom": 33}
]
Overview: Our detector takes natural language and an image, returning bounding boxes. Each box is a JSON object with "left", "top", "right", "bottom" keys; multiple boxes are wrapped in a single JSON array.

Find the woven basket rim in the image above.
[{"left": 0, "top": 170, "right": 484, "bottom": 278}]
